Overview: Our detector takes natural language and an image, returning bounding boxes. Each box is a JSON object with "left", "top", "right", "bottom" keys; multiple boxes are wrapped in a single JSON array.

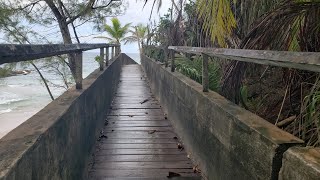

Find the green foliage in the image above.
[
  {"left": 95, "top": 17, "right": 131, "bottom": 44},
  {"left": 123, "top": 23, "right": 148, "bottom": 53},
  {"left": 144, "top": 46, "right": 166, "bottom": 63},
  {"left": 0, "top": 67, "right": 12, "bottom": 78},
  {"left": 94, "top": 55, "right": 103, "bottom": 64},
  {"left": 196, "top": 0, "right": 236, "bottom": 47},
  {"left": 175, "top": 55, "right": 221, "bottom": 91}
]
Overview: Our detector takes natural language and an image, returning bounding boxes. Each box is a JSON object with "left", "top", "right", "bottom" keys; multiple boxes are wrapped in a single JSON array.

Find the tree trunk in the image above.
[{"left": 45, "top": 0, "right": 77, "bottom": 79}]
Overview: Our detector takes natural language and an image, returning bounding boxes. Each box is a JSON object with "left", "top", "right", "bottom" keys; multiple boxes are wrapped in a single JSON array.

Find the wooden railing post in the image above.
[
  {"left": 164, "top": 47, "right": 168, "bottom": 67},
  {"left": 99, "top": 48, "right": 104, "bottom": 71},
  {"left": 171, "top": 50, "right": 175, "bottom": 72},
  {"left": 202, "top": 53, "right": 209, "bottom": 92},
  {"left": 111, "top": 46, "right": 115, "bottom": 58},
  {"left": 75, "top": 51, "right": 83, "bottom": 89},
  {"left": 105, "top": 47, "right": 109, "bottom": 66}
]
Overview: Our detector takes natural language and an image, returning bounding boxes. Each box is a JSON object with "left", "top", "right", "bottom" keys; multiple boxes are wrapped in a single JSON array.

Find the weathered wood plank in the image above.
[
  {"left": 89, "top": 169, "right": 198, "bottom": 178},
  {"left": 0, "top": 43, "right": 119, "bottom": 65},
  {"left": 92, "top": 161, "right": 193, "bottom": 170},
  {"left": 100, "top": 138, "right": 178, "bottom": 144},
  {"left": 89, "top": 64, "right": 200, "bottom": 179},
  {"left": 95, "top": 149, "right": 186, "bottom": 155},
  {"left": 169, "top": 46, "right": 320, "bottom": 73},
  {"left": 104, "top": 126, "right": 174, "bottom": 132},
  {"left": 98, "top": 143, "right": 179, "bottom": 149},
  {"left": 105, "top": 121, "right": 171, "bottom": 127}
]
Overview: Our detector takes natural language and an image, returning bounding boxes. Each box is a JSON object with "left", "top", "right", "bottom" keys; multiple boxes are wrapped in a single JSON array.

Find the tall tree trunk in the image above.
[{"left": 45, "top": 0, "right": 77, "bottom": 79}]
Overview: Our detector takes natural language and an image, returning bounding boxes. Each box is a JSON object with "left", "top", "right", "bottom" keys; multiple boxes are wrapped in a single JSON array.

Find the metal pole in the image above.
[
  {"left": 202, "top": 53, "right": 209, "bottom": 92},
  {"left": 99, "top": 48, "right": 104, "bottom": 71},
  {"left": 75, "top": 51, "right": 83, "bottom": 89},
  {"left": 105, "top": 47, "right": 109, "bottom": 66}
]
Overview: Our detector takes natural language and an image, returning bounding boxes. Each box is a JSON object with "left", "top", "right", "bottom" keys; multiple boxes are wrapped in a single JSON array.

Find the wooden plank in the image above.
[
  {"left": 98, "top": 143, "right": 178, "bottom": 149},
  {"left": 89, "top": 169, "right": 198, "bottom": 178},
  {"left": 92, "top": 155, "right": 189, "bottom": 162},
  {"left": 89, "top": 64, "right": 200, "bottom": 179},
  {"left": 106, "top": 116, "right": 166, "bottom": 121},
  {"left": 104, "top": 126, "right": 174, "bottom": 132},
  {"left": 103, "top": 131, "right": 176, "bottom": 139},
  {"left": 95, "top": 149, "right": 185, "bottom": 155},
  {"left": 105, "top": 121, "right": 171, "bottom": 127},
  {"left": 100, "top": 138, "right": 178, "bottom": 144},
  {"left": 109, "top": 109, "right": 163, "bottom": 113},
  {"left": 92, "top": 161, "right": 193, "bottom": 170}
]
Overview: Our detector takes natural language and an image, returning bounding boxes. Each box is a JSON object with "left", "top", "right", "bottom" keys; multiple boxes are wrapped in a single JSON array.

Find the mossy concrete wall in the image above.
[
  {"left": 0, "top": 54, "right": 136, "bottom": 180},
  {"left": 141, "top": 55, "right": 305, "bottom": 180},
  {"left": 280, "top": 147, "right": 320, "bottom": 180}
]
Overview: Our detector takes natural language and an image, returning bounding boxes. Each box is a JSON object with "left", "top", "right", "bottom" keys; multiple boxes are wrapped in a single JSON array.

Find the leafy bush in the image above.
[
  {"left": 143, "top": 45, "right": 166, "bottom": 63},
  {"left": 175, "top": 54, "right": 221, "bottom": 91}
]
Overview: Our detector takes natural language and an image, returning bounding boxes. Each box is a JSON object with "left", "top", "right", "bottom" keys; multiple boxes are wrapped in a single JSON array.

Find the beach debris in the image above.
[
  {"left": 140, "top": 99, "right": 149, "bottom": 104},
  {"left": 193, "top": 165, "right": 201, "bottom": 173},
  {"left": 167, "top": 172, "right": 181, "bottom": 178},
  {"left": 148, "top": 130, "right": 156, "bottom": 134},
  {"left": 177, "top": 143, "right": 184, "bottom": 151}
]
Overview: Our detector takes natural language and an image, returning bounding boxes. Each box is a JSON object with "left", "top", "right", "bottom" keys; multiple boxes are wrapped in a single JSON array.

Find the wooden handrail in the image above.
[
  {"left": 169, "top": 46, "right": 320, "bottom": 73},
  {"left": 0, "top": 43, "right": 120, "bottom": 89},
  {"left": 168, "top": 46, "right": 320, "bottom": 92},
  {"left": 0, "top": 43, "right": 119, "bottom": 65}
]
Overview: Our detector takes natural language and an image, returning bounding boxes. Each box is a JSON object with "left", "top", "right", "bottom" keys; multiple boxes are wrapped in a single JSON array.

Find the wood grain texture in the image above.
[{"left": 88, "top": 65, "right": 201, "bottom": 179}]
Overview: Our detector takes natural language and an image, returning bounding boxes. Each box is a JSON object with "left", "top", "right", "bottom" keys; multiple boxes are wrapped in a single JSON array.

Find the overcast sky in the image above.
[
  {"left": 0, "top": 0, "right": 172, "bottom": 53},
  {"left": 79, "top": 0, "right": 172, "bottom": 53}
]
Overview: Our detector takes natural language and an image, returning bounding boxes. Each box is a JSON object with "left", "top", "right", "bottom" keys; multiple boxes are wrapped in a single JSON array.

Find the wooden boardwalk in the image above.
[{"left": 88, "top": 65, "right": 201, "bottom": 179}]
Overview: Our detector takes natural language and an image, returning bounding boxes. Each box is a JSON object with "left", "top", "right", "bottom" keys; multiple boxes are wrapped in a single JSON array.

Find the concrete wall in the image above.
[
  {"left": 280, "top": 147, "right": 320, "bottom": 180},
  {"left": 0, "top": 53, "right": 136, "bottom": 180},
  {"left": 141, "top": 55, "right": 305, "bottom": 180}
]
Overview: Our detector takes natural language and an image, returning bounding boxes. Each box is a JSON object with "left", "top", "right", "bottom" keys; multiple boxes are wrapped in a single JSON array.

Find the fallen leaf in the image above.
[
  {"left": 193, "top": 165, "right": 201, "bottom": 173},
  {"left": 148, "top": 130, "right": 156, "bottom": 134},
  {"left": 97, "top": 134, "right": 108, "bottom": 141},
  {"left": 167, "top": 172, "right": 181, "bottom": 178},
  {"left": 177, "top": 143, "right": 184, "bottom": 151},
  {"left": 140, "top": 99, "right": 149, "bottom": 104}
]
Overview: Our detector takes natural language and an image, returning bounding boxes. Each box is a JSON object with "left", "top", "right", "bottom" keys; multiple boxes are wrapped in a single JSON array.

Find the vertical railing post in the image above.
[
  {"left": 202, "top": 53, "right": 209, "bottom": 92},
  {"left": 111, "top": 46, "right": 115, "bottom": 58},
  {"left": 116, "top": 46, "right": 120, "bottom": 56},
  {"left": 75, "top": 51, "right": 83, "bottom": 89},
  {"left": 164, "top": 47, "right": 168, "bottom": 67},
  {"left": 105, "top": 47, "right": 109, "bottom": 66},
  {"left": 99, "top": 47, "right": 104, "bottom": 71},
  {"left": 170, "top": 50, "right": 175, "bottom": 72}
]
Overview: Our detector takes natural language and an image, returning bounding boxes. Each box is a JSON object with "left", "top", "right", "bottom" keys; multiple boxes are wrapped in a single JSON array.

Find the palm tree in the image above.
[
  {"left": 123, "top": 24, "right": 148, "bottom": 53},
  {"left": 96, "top": 17, "right": 131, "bottom": 45}
]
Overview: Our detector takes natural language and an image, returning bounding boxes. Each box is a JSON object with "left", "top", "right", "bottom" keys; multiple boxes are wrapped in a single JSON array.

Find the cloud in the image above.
[{"left": 89, "top": 0, "right": 172, "bottom": 53}]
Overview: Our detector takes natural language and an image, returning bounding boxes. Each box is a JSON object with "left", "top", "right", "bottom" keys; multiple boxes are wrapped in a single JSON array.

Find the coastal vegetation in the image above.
[
  {"left": 95, "top": 17, "right": 131, "bottom": 45},
  {"left": 143, "top": 0, "right": 320, "bottom": 146},
  {"left": 0, "top": 0, "right": 126, "bottom": 100}
]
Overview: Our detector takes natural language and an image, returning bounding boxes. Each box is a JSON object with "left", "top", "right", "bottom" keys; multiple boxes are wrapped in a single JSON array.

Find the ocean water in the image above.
[{"left": 0, "top": 52, "right": 140, "bottom": 138}]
